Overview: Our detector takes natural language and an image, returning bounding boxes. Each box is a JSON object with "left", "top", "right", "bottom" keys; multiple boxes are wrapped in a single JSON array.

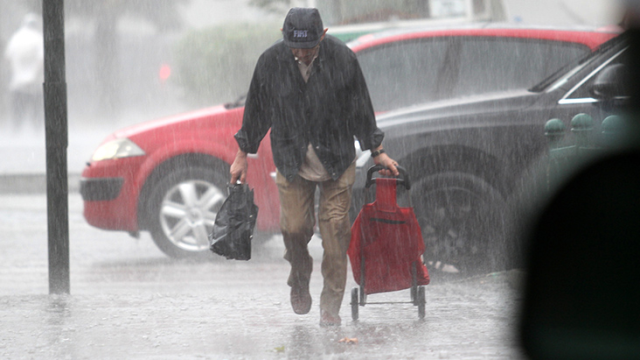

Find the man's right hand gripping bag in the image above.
[{"left": 209, "top": 184, "right": 258, "bottom": 260}]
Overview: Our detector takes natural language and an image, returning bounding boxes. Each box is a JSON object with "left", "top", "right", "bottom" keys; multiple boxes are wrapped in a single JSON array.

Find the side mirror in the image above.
[{"left": 590, "top": 63, "right": 629, "bottom": 100}]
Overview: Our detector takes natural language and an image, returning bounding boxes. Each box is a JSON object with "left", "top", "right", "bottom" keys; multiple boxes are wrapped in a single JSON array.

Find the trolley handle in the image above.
[{"left": 365, "top": 164, "right": 411, "bottom": 190}]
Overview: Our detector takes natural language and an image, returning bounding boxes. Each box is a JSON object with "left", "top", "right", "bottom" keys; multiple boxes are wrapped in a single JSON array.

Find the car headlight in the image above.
[{"left": 91, "top": 138, "right": 146, "bottom": 162}]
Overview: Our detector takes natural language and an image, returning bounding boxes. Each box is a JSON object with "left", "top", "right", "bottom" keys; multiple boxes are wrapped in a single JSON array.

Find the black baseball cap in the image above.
[{"left": 282, "top": 8, "right": 324, "bottom": 49}]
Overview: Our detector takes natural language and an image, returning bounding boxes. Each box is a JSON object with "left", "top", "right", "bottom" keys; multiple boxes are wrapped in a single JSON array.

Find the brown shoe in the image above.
[
  {"left": 290, "top": 283, "right": 312, "bottom": 315},
  {"left": 320, "top": 310, "right": 341, "bottom": 326}
]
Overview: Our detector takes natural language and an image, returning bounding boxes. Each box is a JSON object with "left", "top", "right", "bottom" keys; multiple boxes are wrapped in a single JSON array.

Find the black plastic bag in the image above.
[{"left": 209, "top": 183, "right": 258, "bottom": 260}]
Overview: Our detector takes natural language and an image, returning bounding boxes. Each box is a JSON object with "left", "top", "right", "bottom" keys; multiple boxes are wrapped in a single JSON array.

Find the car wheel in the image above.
[
  {"left": 146, "top": 165, "right": 228, "bottom": 259},
  {"left": 413, "top": 172, "right": 507, "bottom": 274}
]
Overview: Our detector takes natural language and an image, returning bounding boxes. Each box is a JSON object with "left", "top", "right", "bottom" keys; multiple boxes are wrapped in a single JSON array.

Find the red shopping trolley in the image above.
[{"left": 348, "top": 165, "right": 430, "bottom": 320}]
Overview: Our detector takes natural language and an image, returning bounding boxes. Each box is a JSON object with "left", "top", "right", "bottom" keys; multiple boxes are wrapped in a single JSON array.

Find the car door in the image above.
[{"left": 431, "top": 37, "right": 594, "bottom": 184}]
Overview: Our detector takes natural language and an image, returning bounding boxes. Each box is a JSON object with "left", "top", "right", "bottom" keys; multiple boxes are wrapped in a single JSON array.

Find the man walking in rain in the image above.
[
  {"left": 230, "top": 7, "right": 399, "bottom": 326},
  {"left": 4, "top": 13, "right": 44, "bottom": 133}
]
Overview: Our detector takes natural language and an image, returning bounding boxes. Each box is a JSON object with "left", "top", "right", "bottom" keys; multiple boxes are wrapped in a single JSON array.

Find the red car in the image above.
[{"left": 80, "top": 25, "right": 618, "bottom": 258}]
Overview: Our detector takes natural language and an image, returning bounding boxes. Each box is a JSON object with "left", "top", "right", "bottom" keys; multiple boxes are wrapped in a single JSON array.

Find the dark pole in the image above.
[{"left": 43, "top": 0, "right": 70, "bottom": 294}]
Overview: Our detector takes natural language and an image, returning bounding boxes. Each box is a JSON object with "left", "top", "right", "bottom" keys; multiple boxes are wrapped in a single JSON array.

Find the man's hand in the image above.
[
  {"left": 230, "top": 149, "right": 248, "bottom": 184},
  {"left": 372, "top": 147, "right": 399, "bottom": 177}
]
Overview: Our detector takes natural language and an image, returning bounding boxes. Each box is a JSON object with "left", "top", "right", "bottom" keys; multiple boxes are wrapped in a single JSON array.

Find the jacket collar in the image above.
[{"left": 279, "top": 40, "right": 325, "bottom": 72}]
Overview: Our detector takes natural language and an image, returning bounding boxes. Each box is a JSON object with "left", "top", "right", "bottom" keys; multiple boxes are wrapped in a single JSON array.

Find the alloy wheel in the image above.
[{"left": 158, "top": 179, "right": 226, "bottom": 252}]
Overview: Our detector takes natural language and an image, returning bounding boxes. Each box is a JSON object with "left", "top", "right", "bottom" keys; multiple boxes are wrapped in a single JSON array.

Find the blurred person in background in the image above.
[{"left": 3, "top": 13, "right": 44, "bottom": 133}]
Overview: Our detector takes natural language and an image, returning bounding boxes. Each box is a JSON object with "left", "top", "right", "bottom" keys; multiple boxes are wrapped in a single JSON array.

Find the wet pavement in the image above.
[
  {"left": 0, "top": 192, "right": 528, "bottom": 359},
  {"left": 1, "top": 276, "right": 525, "bottom": 359}
]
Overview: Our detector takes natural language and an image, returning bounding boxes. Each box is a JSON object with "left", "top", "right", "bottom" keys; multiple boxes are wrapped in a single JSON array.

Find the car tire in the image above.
[
  {"left": 413, "top": 172, "right": 508, "bottom": 275},
  {"left": 146, "top": 165, "right": 229, "bottom": 259}
]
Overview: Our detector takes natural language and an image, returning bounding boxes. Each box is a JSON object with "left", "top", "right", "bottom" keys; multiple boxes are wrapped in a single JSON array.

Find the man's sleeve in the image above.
[
  {"left": 348, "top": 55, "right": 384, "bottom": 151},
  {"left": 234, "top": 55, "right": 272, "bottom": 154}
]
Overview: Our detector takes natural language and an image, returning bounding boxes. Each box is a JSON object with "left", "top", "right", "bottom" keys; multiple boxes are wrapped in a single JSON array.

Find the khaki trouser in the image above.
[{"left": 276, "top": 163, "right": 355, "bottom": 316}]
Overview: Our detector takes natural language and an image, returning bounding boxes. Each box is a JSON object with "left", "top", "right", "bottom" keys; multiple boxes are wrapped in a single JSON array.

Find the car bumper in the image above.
[{"left": 81, "top": 157, "right": 145, "bottom": 232}]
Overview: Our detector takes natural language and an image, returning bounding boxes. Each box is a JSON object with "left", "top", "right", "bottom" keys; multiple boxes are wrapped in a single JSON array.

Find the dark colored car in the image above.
[
  {"left": 351, "top": 32, "right": 629, "bottom": 274},
  {"left": 80, "top": 25, "right": 619, "bottom": 259}
]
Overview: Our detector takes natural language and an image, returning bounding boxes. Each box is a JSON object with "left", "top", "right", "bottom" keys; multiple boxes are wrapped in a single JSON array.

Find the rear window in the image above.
[
  {"left": 356, "top": 36, "right": 590, "bottom": 112},
  {"left": 451, "top": 38, "right": 588, "bottom": 98},
  {"left": 357, "top": 39, "right": 450, "bottom": 112}
]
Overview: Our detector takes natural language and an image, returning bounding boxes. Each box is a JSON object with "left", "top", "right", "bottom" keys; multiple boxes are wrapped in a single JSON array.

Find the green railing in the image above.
[{"left": 544, "top": 113, "right": 627, "bottom": 190}]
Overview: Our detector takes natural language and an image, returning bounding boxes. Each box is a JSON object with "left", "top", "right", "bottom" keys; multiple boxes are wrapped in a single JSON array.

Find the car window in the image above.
[
  {"left": 450, "top": 38, "right": 589, "bottom": 98},
  {"left": 565, "top": 49, "right": 628, "bottom": 100},
  {"left": 356, "top": 39, "right": 450, "bottom": 111},
  {"left": 357, "top": 36, "right": 590, "bottom": 112}
]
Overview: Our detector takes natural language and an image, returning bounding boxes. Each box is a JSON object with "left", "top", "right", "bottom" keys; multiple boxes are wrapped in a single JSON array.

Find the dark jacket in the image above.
[{"left": 235, "top": 35, "right": 384, "bottom": 182}]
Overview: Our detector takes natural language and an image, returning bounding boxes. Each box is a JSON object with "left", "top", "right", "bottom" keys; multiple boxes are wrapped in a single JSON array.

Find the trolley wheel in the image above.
[
  {"left": 351, "top": 288, "right": 359, "bottom": 321},
  {"left": 417, "top": 286, "right": 426, "bottom": 319}
]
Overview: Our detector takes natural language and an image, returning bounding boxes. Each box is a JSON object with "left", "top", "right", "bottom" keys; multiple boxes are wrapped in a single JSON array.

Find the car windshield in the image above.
[{"left": 528, "top": 32, "right": 628, "bottom": 93}]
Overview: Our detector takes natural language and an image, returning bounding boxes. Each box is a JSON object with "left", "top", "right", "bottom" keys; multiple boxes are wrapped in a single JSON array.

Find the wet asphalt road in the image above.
[{"left": 0, "top": 192, "right": 528, "bottom": 359}]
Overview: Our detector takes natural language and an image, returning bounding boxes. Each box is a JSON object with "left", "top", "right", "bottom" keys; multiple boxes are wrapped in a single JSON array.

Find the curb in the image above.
[{"left": 0, "top": 173, "right": 81, "bottom": 194}]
